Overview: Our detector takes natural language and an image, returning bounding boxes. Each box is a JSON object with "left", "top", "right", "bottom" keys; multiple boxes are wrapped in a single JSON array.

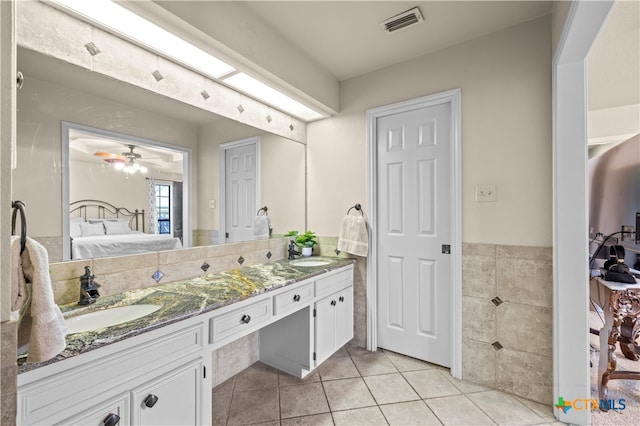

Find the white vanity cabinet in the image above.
[
  {"left": 314, "top": 269, "right": 354, "bottom": 364},
  {"left": 17, "top": 320, "right": 209, "bottom": 426}
]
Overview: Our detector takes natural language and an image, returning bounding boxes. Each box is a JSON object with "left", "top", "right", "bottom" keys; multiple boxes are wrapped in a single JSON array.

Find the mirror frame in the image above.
[{"left": 61, "top": 121, "right": 193, "bottom": 260}]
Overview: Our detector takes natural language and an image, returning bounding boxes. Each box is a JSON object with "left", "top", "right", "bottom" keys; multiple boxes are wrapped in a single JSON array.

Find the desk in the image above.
[{"left": 590, "top": 276, "right": 640, "bottom": 403}]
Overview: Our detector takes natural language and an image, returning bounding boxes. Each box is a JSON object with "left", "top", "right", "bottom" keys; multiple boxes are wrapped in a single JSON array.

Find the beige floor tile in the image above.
[
  {"left": 281, "top": 413, "right": 334, "bottom": 426},
  {"left": 279, "top": 369, "right": 321, "bottom": 387},
  {"left": 467, "top": 390, "right": 544, "bottom": 425},
  {"left": 379, "top": 400, "right": 442, "bottom": 426},
  {"left": 213, "top": 376, "right": 236, "bottom": 394},
  {"left": 514, "top": 396, "right": 557, "bottom": 422},
  {"left": 318, "top": 356, "right": 360, "bottom": 381},
  {"left": 227, "top": 388, "right": 280, "bottom": 425},
  {"left": 331, "top": 346, "right": 350, "bottom": 358},
  {"left": 212, "top": 392, "right": 232, "bottom": 426},
  {"left": 332, "top": 406, "right": 388, "bottom": 426},
  {"left": 363, "top": 373, "right": 420, "bottom": 405},
  {"left": 403, "top": 370, "right": 461, "bottom": 399},
  {"left": 351, "top": 352, "right": 398, "bottom": 376},
  {"left": 323, "top": 377, "right": 377, "bottom": 411},
  {"left": 279, "top": 382, "right": 330, "bottom": 419},
  {"left": 234, "top": 362, "right": 279, "bottom": 391},
  {"left": 425, "top": 395, "right": 494, "bottom": 425},
  {"left": 383, "top": 350, "right": 438, "bottom": 372},
  {"left": 445, "top": 374, "right": 490, "bottom": 394},
  {"left": 345, "top": 342, "right": 372, "bottom": 356}
]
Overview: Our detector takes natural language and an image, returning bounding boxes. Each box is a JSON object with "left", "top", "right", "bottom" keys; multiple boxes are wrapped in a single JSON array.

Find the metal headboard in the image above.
[{"left": 70, "top": 199, "right": 145, "bottom": 232}]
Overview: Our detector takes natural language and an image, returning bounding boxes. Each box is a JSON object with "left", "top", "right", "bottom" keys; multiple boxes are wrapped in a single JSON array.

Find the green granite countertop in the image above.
[{"left": 18, "top": 257, "right": 354, "bottom": 373}]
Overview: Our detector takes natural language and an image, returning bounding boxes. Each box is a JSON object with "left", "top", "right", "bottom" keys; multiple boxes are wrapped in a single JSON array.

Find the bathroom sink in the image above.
[
  {"left": 290, "top": 259, "right": 331, "bottom": 267},
  {"left": 65, "top": 304, "right": 162, "bottom": 335}
]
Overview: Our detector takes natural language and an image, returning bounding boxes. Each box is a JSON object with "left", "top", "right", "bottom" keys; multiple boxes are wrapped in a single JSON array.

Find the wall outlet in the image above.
[{"left": 475, "top": 184, "right": 496, "bottom": 202}]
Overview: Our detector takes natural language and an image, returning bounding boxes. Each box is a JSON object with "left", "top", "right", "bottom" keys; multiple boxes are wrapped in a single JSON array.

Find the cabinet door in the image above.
[
  {"left": 132, "top": 359, "right": 202, "bottom": 425},
  {"left": 314, "top": 294, "right": 337, "bottom": 364},
  {"left": 335, "top": 286, "right": 354, "bottom": 350},
  {"left": 57, "top": 392, "right": 130, "bottom": 426}
]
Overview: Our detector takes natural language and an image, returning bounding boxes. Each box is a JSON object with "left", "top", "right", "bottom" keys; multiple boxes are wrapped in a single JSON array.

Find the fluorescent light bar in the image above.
[
  {"left": 224, "top": 73, "right": 325, "bottom": 122},
  {"left": 51, "top": 0, "right": 235, "bottom": 79}
]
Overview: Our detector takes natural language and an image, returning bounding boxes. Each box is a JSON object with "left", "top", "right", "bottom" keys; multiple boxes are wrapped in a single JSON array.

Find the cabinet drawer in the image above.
[
  {"left": 56, "top": 392, "right": 130, "bottom": 426},
  {"left": 273, "top": 282, "right": 314, "bottom": 316},
  {"left": 315, "top": 268, "right": 353, "bottom": 298},
  {"left": 210, "top": 298, "right": 272, "bottom": 343}
]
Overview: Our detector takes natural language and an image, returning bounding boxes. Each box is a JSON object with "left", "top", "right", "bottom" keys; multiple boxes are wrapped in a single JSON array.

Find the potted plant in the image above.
[{"left": 293, "top": 230, "right": 318, "bottom": 257}]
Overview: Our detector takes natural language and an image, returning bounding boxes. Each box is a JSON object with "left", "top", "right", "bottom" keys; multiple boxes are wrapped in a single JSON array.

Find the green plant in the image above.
[
  {"left": 283, "top": 230, "right": 299, "bottom": 238},
  {"left": 295, "top": 230, "right": 318, "bottom": 248}
]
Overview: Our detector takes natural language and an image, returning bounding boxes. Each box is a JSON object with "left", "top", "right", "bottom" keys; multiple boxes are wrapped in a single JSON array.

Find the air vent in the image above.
[{"left": 380, "top": 7, "right": 424, "bottom": 34}]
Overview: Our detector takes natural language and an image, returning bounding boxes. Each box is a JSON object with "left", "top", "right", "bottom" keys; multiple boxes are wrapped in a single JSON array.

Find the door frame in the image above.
[
  {"left": 366, "top": 89, "right": 462, "bottom": 378},
  {"left": 553, "top": 1, "right": 613, "bottom": 424},
  {"left": 218, "top": 136, "right": 261, "bottom": 244}
]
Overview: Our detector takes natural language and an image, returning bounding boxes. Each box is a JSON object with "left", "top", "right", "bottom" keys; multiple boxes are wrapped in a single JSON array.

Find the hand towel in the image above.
[
  {"left": 337, "top": 215, "right": 369, "bottom": 257},
  {"left": 253, "top": 215, "right": 271, "bottom": 240},
  {"left": 11, "top": 236, "right": 67, "bottom": 363}
]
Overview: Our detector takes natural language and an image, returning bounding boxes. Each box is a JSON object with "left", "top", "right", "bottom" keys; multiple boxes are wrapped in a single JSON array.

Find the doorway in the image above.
[
  {"left": 219, "top": 137, "right": 260, "bottom": 243},
  {"left": 366, "top": 89, "right": 462, "bottom": 378}
]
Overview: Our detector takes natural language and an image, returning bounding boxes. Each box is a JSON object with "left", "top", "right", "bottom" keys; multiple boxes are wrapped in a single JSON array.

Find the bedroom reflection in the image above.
[
  {"left": 66, "top": 125, "right": 189, "bottom": 260},
  {"left": 14, "top": 47, "right": 306, "bottom": 263}
]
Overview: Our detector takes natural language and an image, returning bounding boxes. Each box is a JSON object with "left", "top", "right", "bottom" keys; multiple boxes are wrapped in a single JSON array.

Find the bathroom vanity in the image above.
[{"left": 16, "top": 258, "right": 354, "bottom": 425}]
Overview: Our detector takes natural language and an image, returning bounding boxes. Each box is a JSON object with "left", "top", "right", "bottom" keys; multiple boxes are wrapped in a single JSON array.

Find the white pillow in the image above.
[
  {"left": 104, "top": 220, "right": 131, "bottom": 235},
  {"left": 80, "top": 222, "right": 105, "bottom": 236},
  {"left": 70, "top": 217, "right": 84, "bottom": 238}
]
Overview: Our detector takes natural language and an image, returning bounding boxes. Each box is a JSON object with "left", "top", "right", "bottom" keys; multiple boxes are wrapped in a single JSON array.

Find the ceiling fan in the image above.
[{"left": 94, "top": 145, "right": 148, "bottom": 174}]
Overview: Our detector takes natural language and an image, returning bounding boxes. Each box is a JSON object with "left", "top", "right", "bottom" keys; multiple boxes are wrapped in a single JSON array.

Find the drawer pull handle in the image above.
[
  {"left": 103, "top": 413, "right": 120, "bottom": 426},
  {"left": 293, "top": 294, "right": 301, "bottom": 302},
  {"left": 241, "top": 314, "right": 252, "bottom": 324},
  {"left": 144, "top": 394, "right": 159, "bottom": 408},
  {"left": 339, "top": 296, "right": 345, "bottom": 302},
  {"left": 330, "top": 300, "right": 337, "bottom": 306}
]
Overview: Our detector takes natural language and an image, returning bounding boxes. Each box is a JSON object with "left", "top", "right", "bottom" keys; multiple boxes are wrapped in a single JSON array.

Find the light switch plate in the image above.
[
  {"left": 208, "top": 199, "right": 216, "bottom": 209},
  {"left": 475, "top": 184, "right": 496, "bottom": 202}
]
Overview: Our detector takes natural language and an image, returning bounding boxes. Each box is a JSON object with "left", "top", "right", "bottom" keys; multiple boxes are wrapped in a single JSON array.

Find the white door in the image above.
[
  {"left": 225, "top": 142, "right": 258, "bottom": 243},
  {"left": 376, "top": 102, "right": 452, "bottom": 367}
]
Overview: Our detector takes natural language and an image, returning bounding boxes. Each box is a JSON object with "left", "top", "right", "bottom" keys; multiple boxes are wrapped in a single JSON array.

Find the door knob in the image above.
[
  {"left": 103, "top": 413, "right": 120, "bottom": 426},
  {"left": 144, "top": 394, "right": 159, "bottom": 408}
]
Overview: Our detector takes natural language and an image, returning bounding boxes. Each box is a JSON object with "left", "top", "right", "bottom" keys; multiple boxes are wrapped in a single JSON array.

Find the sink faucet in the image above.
[
  {"left": 78, "top": 265, "right": 101, "bottom": 305},
  {"left": 288, "top": 240, "right": 301, "bottom": 260}
]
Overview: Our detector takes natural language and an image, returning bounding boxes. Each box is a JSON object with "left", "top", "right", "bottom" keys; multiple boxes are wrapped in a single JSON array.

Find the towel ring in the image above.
[
  {"left": 257, "top": 206, "right": 268, "bottom": 216},
  {"left": 347, "top": 203, "right": 363, "bottom": 215},
  {"left": 11, "top": 200, "right": 27, "bottom": 254}
]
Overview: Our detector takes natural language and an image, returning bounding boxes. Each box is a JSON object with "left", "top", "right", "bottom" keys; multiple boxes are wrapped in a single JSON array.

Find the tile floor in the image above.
[{"left": 212, "top": 343, "right": 564, "bottom": 425}]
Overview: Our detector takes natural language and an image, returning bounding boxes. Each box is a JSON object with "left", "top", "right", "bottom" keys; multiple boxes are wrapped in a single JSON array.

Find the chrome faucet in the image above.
[
  {"left": 288, "top": 240, "right": 301, "bottom": 260},
  {"left": 78, "top": 265, "right": 101, "bottom": 305}
]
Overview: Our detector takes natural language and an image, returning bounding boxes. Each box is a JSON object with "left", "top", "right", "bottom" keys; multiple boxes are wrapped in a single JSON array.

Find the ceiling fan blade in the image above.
[{"left": 94, "top": 150, "right": 126, "bottom": 161}]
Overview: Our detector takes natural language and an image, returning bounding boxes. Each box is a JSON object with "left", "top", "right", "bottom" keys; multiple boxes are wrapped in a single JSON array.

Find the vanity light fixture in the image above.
[
  {"left": 224, "top": 73, "right": 324, "bottom": 122},
  {"left": 51, "top": 0, "right": 235, "bottom": 79}
]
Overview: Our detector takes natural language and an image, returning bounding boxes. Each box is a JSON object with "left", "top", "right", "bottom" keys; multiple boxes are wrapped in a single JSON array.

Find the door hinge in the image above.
[
  {"left": 203, "top": 366, "right": 206, "bottom": 379},
  {"left": 225, "top": 232, "right": 229, "bottom": 239},
  {"left": 313, "top": 352, "right": 316, "bottom": 361},
  {"left": 442, "top": 244, "right": 451, "bottom": 254},
  {"left": 313, "top": 308, "right": 316, "bottom": 317}
]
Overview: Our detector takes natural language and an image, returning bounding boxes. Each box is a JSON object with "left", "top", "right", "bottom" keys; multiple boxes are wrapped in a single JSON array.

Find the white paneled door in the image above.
[
  {"left": 376, "top": 102, "right": 452, "bottom": 367},
  {"left": 225, "top": 142, "right": 258, "bottom": 243}
]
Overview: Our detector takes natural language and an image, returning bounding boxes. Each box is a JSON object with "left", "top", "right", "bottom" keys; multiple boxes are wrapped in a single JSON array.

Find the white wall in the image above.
[
  {"left": 308, "top": 16, "right": 552, "bottom": 247},
  {"left": 14, "top": 75, "right": 199, "bottom": 237}
]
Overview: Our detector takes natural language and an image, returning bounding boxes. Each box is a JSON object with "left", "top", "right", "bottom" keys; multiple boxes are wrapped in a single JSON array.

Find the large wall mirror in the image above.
[{"left": 14, "top": 47, "right": 306, "bottom": 262}]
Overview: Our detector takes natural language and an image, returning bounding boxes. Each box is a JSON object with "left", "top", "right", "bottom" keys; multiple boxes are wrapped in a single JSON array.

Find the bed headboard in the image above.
[{"left": 70, "top": 199, "right": 146, "bottom": 232}]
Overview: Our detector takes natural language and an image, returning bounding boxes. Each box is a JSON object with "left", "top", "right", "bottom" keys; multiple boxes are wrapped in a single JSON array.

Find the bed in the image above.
[{"left": 70, "top": 199, "right": 183, "bottom": 259}]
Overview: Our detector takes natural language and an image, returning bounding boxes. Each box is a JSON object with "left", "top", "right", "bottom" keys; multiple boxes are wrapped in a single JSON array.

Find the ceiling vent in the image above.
[{"left": 380, "top": 7, "right": 424, "bottom": 34}]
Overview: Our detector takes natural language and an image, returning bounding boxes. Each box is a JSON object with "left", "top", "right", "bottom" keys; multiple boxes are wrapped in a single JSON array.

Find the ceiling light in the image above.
[
  {"left": 224, "top": 73, "right": 324, "bottom": 122},
  {"left": 51, "top": 0, "right": 235, "bottom": 79}
]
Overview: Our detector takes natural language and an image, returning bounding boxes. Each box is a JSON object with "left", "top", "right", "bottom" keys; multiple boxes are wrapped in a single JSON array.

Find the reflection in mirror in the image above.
[
  {"left": 63, "top": 122, "right": 191, "bottom": 260},
  {"left": 14, "top": 47, "right": 306, "bottom": 263}
]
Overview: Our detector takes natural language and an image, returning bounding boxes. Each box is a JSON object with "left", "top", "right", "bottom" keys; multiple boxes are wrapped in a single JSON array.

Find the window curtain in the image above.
[{"left": 148, "top": 177, "right": 157, "bottom": 234}]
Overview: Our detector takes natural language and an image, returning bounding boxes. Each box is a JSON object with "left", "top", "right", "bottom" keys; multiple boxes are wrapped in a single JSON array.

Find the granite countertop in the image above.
[{"left": 18, "top": 257, "right": 355, "bottom": 373}]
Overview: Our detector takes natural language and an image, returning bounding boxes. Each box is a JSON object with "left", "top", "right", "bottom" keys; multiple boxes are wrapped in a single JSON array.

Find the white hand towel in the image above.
[
  {"left": 11, "top": 237, "right": 67, "bottom": 363},
  {"left": 253, "top": 215, "right": 271, "bottom": 240},
  {"left": 337, "top": 215, "right": 369, "bottom": 257}
]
